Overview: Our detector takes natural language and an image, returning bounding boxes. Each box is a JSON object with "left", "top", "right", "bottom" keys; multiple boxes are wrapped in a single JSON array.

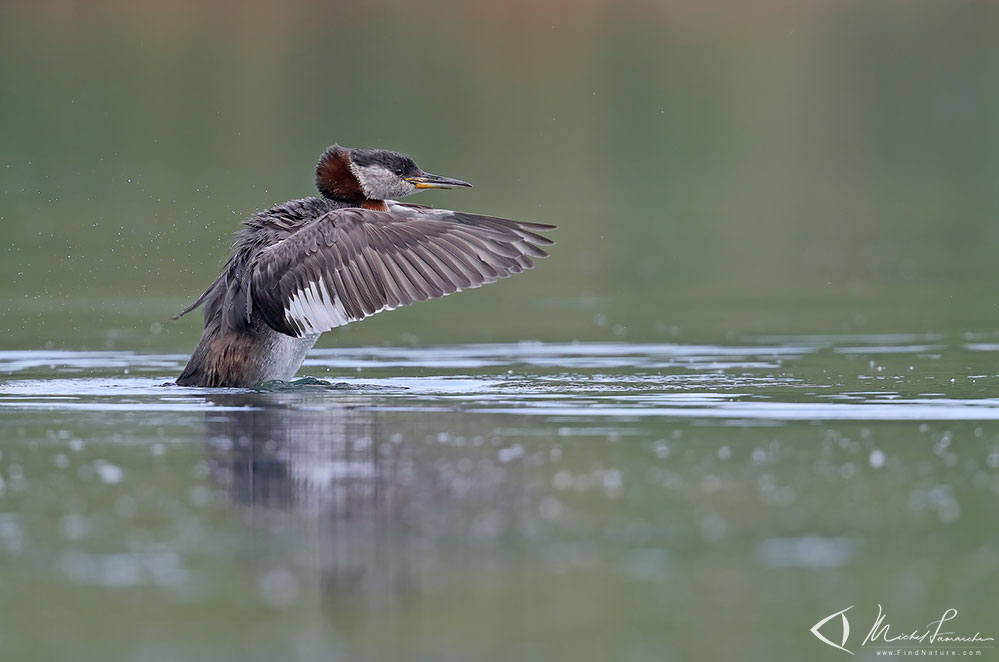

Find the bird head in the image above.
[{"left": 316, "top": 144, "right": 471, "bottom": 202}]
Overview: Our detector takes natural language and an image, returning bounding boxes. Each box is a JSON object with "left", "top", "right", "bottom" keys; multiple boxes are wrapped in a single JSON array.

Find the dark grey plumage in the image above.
[{"left": 250, "top": 204, "right": 553, "bottom": 338}]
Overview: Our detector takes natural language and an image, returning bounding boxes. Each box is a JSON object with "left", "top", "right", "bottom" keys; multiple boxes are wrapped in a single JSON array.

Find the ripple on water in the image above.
[{"left": 1, "top": 339, "right": 998, "bottom": 421}]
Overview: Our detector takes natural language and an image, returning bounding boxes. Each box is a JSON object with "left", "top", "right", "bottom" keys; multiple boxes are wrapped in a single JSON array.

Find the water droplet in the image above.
[
  {"left": 93, "top": 460, "right": 123, "bottom": 485},
  {"left": 869, "top": 449, "right": 885, "bottom": 469},
  {"left": 497, "top": 444, "right": 524, "bottom": 463}
]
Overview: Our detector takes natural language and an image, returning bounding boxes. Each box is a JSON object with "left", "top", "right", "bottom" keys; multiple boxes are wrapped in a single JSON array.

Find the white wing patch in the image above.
[
  {"left": 386, "top": 200, "right": 452, "bottom": 221},
  {"left": 285, "top": 277, "right": 352, "bottom": 334}
]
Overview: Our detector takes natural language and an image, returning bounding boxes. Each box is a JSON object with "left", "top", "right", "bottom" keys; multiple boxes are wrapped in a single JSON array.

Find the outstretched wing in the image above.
[{"left": 249, "top": 205, "right": 555, "bottom": 338}]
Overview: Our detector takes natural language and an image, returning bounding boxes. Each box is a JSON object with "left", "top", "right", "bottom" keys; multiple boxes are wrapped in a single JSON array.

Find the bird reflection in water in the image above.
[{"left": 202, "top": 390, "right": 519, "bottom": 609}]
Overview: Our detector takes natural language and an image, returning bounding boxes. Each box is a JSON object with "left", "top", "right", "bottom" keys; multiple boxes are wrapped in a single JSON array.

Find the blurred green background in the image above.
[
  {"left": 2, "top": 0, "right": 998, "bottom": 352},
  {"left": 3, "top": 4, "right": 999, "bottom": 661}
]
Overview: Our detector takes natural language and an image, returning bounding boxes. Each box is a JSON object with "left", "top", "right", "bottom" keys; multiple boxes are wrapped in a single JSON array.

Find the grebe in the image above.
[{"left": 174, "top": 144, "right": 555, "bottom": 387}]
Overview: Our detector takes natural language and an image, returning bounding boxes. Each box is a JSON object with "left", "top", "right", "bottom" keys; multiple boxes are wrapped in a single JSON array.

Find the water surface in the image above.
[{"left": 2, "top": 338, "right": 997, "bottom": 661}]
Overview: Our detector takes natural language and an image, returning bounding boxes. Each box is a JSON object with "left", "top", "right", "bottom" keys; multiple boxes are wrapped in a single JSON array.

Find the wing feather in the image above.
[
  {"left": 411, "top": 243, "right": 464, "bottom": 293},
  {"left": 249, "top": 206, "right": 555, "bottom": 337},
  {"left": 365, "top": 247, "right": 406, "bottom": 310}
]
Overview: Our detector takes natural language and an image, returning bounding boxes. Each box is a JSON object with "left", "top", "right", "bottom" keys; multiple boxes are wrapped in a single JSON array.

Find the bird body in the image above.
[{"left": 175, "top": 145, "right": 554, "bottom": 387}]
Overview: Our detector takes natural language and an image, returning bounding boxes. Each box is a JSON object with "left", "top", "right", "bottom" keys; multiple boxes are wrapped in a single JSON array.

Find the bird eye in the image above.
[{"left": 394, "top": 167, "right": 405, "bottom": 176}]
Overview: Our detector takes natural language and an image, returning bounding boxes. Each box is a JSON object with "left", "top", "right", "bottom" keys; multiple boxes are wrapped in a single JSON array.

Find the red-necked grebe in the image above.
[{"left": 174, "top": 144, "right": 555, "bottom": 387}]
